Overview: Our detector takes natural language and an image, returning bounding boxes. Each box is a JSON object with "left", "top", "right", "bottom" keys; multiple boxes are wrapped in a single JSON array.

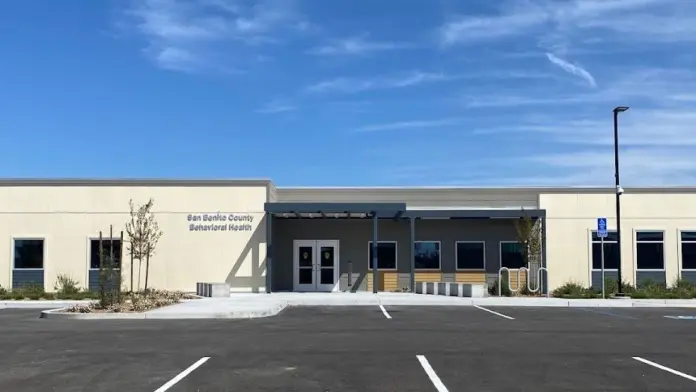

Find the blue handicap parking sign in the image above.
[{"left": 597, "top": 217, "right": 608, "bottom": 238}]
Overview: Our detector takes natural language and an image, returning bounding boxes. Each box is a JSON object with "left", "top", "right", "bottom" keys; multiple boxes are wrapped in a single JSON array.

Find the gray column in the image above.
[
  {"left": 410, "top": 217, "right": 415, "bottom": 292},
  {"left": 372, "top": 213, "right": 379, "bottom": 293},
  {"left": 266, "top": 212, "right": 273, "bottom": 293}
]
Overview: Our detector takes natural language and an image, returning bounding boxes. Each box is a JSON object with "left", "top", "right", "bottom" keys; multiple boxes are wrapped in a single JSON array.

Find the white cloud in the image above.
[
  {"left": 308, "top": 35, "right": 410, "bottom": 56},
  {"left": 354, "top": 118, "right": 461, "bottom": 132},
  {"left": 121, "top": 0, "right": 308, "bottom": 72},
  {"left": 438, "top": 0, "right": 696, "bottom": 51},
  {"left": 523, "top": 148, "right": 696, "bottom": 186},
  {"left": 305, "top": 71, "right": 457, "bottom": 94},
  {"left": 545, "top": 52, "right": 596, "bottom": 87},
  {"left": 256, "top": 100, "right": 297, "bottom": 114}
]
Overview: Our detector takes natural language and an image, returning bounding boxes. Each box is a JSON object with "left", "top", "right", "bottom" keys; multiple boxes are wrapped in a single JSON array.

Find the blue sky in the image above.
[{"left": 2, "top": 0, "right": 696, "bottom": 186}]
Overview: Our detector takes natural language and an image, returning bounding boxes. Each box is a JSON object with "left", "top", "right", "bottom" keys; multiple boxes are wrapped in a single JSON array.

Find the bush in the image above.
[
  {"left": 553, "top": 278, "right": 696, "bottom": 299},
  {"left": 54, "top": 274, "right": 80, "bottom": 295},
  {"left": 489, "top": 273, "right": 512, "bottom": 297},
  {"left": 552, "top": 281, "right": 599, "bottom": 298}
]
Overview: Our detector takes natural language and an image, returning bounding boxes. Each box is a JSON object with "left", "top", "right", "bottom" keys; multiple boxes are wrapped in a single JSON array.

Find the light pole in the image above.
[{"left": 613, "top": 106, "right": 629, "bottom": 295}]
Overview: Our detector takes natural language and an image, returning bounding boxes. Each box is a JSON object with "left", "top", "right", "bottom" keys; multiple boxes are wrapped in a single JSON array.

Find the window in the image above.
[
  {"left": 368, "top": 241, "right": 397, "bottom": 270},
  {"left": 90, "top": 239, "right": 122, "bottom": 269},
  {"left": 636, "top": 231, "right": 664, "bottom": 270},
  {"left": 681, "top": 231, "right": 696, "bottom": 270},
  {"left": 13, "top": 239, "right": 44, "bottom": 269},
  {"left": 456, "top": 241, "right": 485, "bottom": 270},
  {"left": 591, "top": 230, "right": 620, "bottom": 270},
  {"left": 500, "top": 242, "right": 525, "bottom": 269},
  {"left": 414, "top": 241, "right": 440, "bottom": 270}
]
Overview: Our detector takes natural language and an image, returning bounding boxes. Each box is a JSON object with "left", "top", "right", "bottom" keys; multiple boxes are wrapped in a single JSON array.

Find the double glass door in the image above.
[{"left": 293, "top": 240, "right": 339, "bottom": 292}]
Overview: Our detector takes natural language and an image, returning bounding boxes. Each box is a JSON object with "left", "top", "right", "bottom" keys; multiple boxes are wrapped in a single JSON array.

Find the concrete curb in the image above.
[{"left": 30, "top": 295, "right": 696, "bottom": 320}]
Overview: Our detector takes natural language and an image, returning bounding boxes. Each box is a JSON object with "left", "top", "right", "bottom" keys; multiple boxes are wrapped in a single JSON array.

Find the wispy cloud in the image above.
[
  {"left": 256, "top": 99, "right": 297, "bottom": 114},
  {"left": 120, "top": 0, "right": 308, "bottom": 73},
  {"left": 308, "top": 34, "right": 410, "bottom": 56},
  {"left": 354, "top": 118, "right": 461, "bottom": 132},
  {"left": 545, "top": 52, "right": 596, "bottom": 87},
  {"left": 438, "top": 0, "right": 695, "bottom": 52},
  {"left": 305, "top": 71, "right": 458, "bottom": 94}
]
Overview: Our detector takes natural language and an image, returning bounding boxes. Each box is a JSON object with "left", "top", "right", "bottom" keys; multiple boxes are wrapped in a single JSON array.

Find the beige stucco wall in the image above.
[
  {"left": 540, "top": 192, "right": 696, "bottom": 290},
  {"left": 0, "top": 184, "right": 268, "bottom": 292}
]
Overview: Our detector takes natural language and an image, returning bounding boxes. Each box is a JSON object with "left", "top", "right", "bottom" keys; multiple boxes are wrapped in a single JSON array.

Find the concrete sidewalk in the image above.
[{"left": 35, "top": 293, "right": 696, "bottom": 319}]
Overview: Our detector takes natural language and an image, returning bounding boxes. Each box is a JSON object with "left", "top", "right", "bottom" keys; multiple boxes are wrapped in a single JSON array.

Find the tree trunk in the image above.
[
  {"left": 137, "top": 259, "right": 142, "bottom": 291},
  {"left": 144, "top": 252, "right": 150, "bottom": 293},
  {"left": 130, "top": 252, "right": 134, "bottom": 293}
]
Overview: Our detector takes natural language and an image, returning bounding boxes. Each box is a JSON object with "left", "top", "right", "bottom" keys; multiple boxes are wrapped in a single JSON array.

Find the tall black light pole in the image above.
[{"left": 613, "top": 106, "right": 629, "bottom": 295}]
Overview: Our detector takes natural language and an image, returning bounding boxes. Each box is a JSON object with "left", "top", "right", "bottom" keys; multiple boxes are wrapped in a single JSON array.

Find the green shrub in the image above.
[
  {"left": 554, "top": 278, "right": 696, "bottom": 299},
  {"left": 54, "top": 274, "right": 80, "bottom": 295},
  {"left": 552, "top": 281, "right": 598, "bottom": 298},
  {"left": 489, "top": 272, "right": 512, "bottom": 297},
  {"left": 603, "top": 278, "right": 636, "bottom": 294}
]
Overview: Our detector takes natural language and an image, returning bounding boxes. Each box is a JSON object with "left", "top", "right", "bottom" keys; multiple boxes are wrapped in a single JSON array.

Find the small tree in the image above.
[
  {"left": 514, "top": 209, "right": 542, "bottom": 268},
  {"left": 125, "top": 198, "right": 163, "bottom": 293},
  {"left": 97, "top": 227, "right": 121, "bottom": 308},
  {"left": 514, "top": 209, "right": 543, "bottom": 292}
]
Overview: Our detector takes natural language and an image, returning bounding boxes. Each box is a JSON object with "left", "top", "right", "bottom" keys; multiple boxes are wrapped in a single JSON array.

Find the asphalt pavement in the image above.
[{"left": 2, "top": 305, "right": 696, "bottom": 391}]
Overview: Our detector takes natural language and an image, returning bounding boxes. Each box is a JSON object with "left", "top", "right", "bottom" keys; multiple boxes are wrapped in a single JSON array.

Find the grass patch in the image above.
[{"left": 552, "top": 278, "right": 696, "bottom": 299}]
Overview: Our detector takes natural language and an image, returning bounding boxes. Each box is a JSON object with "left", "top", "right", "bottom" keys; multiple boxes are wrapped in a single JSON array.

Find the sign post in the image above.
[{"left": 597, "top": 217, "right": 608, "bottom": 299}]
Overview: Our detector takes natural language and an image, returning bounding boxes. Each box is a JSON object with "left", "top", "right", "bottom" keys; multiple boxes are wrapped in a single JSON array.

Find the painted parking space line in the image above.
[
  {"left": 575, "top": 307, "right": 637, "bottom": 319},
  {"left": 154, "top": 357, "right": 210, "bottom": 392},
  {"left": 416, "top": 355, "right": 449, "bottom": 392},
  {"left": 379, "top": 304, "right": 392, "bottom": 319},
  {"left": 473, "top": 305, "right": 514, "bottom": 320},
  {"left": 664, "top": 315, "right": 696, "bottom": 320},
  {"left": 633, "top": 357, "right": 696, "bottom": 383}
]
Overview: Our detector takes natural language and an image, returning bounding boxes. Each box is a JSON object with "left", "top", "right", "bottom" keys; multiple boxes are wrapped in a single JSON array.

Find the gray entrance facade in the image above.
[{"left": 264, "top": 202, "right": 547, "bottom": 293}]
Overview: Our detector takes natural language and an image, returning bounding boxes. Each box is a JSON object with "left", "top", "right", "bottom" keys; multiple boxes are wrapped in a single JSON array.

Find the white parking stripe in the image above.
[
  {"left": 154, "top": 357, "right": 210, "bottom": 392},
  {"left": 633, "top": 357, "right": 696, "bottom": 382},
  {"left": 473, "top": 305, "right": 515, "bottom": 320},
  {"left": 417, "top": 355, "right": 449, "bottom": 392},
  {"left": 379, "top": 304, "right": 392, "bottom": 319}
]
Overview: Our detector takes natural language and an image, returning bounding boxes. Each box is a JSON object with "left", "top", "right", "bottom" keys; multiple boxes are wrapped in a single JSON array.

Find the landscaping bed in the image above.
[
  {"left": 552, "top": 278, "right": 696, "bottom": 299},
  {"left": 65, "top": 290, "right": 198, "bottom": 313},
  {"left": 0, "top": 284, "right": 100, "bottom": 301}
]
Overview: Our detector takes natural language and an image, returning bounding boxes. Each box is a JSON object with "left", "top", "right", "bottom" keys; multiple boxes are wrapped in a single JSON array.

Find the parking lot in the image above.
[{"left": 2, "top": 305, "right": 696, "bottom": 391}]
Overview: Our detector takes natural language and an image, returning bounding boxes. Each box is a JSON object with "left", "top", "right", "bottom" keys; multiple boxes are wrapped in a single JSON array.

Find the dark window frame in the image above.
[
  {"left": 499, "top": 241, "right": 526, "bottom": 269},
  {"left": 681, "top": 231, "right": 696, "bottom": 270},
  {"left": 635, "top": 230, "right": 665, "bottom": 270},
  {"left": 413, "top": 241, "right": 441, "bottom": 270},
  {"left": 590, "top": 230, "right": 619, "bottom": 271},
  {"left": 455, "top": 241, "right": 486, "bottom": 270},
  {"left": 89, "top": 238, "right": 123, "bottom": 270},
  {"left": 12, "top": 238, "right": 45, "bottom": 269},
  {"left": 367, "top": 241, "right": 398, "bottom": 270}
]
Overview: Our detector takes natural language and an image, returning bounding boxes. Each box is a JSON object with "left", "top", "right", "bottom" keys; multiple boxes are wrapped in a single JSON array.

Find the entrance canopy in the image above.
[{"left": 264, "top": 202, "right": 545, "bottom": 219}]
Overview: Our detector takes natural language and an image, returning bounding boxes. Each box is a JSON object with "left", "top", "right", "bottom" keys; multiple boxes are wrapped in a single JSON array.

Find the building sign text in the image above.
[{"left": 187, "top": 213, "right": 254, "bottom": 232}]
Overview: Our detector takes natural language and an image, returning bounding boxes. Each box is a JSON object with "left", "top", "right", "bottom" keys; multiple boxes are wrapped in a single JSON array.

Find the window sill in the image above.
[{"left": 12, "top": 268, "right": 44, "bottom": 271}]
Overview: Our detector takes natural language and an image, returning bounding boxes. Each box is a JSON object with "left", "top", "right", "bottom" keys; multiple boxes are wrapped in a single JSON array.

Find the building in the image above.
[{"left": 1, "top": 179, "right": 695, "bottom": 294}]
